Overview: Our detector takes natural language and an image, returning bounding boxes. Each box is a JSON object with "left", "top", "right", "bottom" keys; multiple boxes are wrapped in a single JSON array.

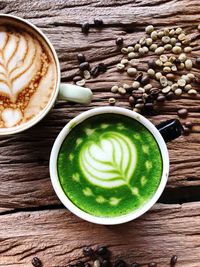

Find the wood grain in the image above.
[
  {"left": 0, "top": 0, "right": 200, "bottom": 265},
  {"left": 0, "top": 0, "right": 200, "bottom": 210},
  {"left": 1, "top": 202, "right": 200, "bottom": 267}
]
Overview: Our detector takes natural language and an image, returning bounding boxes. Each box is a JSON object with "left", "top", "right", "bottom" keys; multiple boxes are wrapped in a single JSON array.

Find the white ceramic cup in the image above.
[
  {"left": 50, "top": 107, "right": 170, "bottom": 225},
  {"left": 0, "top": 14, "right": 92, "bottom": 135}
]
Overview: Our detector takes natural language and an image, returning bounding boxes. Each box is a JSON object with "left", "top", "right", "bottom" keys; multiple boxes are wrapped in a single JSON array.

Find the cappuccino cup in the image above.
[{"left": 0, "top": 14, "right": 92, "bottom": 135}]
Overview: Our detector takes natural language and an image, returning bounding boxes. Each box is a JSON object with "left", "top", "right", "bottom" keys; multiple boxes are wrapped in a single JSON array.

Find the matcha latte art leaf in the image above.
[{"left": 79, "top": 132, "right": 137, "bottom": 189}]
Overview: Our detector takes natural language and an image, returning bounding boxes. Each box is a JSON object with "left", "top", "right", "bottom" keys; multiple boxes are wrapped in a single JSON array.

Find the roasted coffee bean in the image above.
[
  {"left": 73, "top": 75, "right": 83, "bottom": 82},
  {"left": 185, "top": 121, "right": 193, "bottom": 129},
  {"left": 83, "top": 246, "right": 94, "bottom": 257},
  {"left": 170, "top": 255, "right": 178, "bottom": 266},
  {"left": 195, "top": 57, "right": 200, "bottom": 67},
  {"left": 177, "top": 108, "right": 188, "bottom": 118},
  {"left": 132, "top": 90, "right": 143, "bottom": 99},
  {"left": 98, "top": 63, "right": 107, "bottom": 73},
  {"left": 79, "top": 62, "right": 90, "bottom": 71},
  {"left": 114, "top": 259, "right": 127, "bottom": 267},
  {"left": 148, "top": 59, "right": 156, "bottom": 68},
  {"left": 140, "top": 75, "right": 150, "bottom": 85},
  {"left": 91, "top": 66, "right": 99, "bottom": 77},
  {"left": 145, "top": 102, "right": 154, "bottom": 110},
  {"left": 97, "top": 246, "right": 108, "bottom": 256},
  {"left": 31, "top": 257, "right": 42, "bottom": 267},
  {"left": 166, "top": 91, "right": 174, "bottom": 100},
  {"left": 82, "top": 22, "right": 90, "bottom": 34},
  {"left": 150, "top": 88, "right": 159, "bottom": 97},
  {"left": 148, "top": 263, "right": 157, "bottom": 267},
  {"left": 131, "top": 263, "right": 140, "bottom": 267},
  {"left": 116, "top": 37, "right": 124, "bottom": 46},
  {"left": 135, "top": 72, "right": 143, "bottom": 82},
  {"left": 156, "top": 95, "right": 166, "bottom": 102},
  {"left": 173, "top": 58, "right": 181, "bottom": 65},
  {"left": 183, "top": 126, "right": 190, "bottom": 136},
  {"left": 76, "top": 261, "right": 84, "bottom": 267},
  {"left": 77, "top": 53, "right": 86, "bottom": 63},
  {"left": 102, "top": 260, "right": 111, "bottom": 267},
  {"left": 94, "top": 18, "right": 104, "bottom": 27},
  {"left": 129, "top": 96, "right": 135, "bottom": 106}
]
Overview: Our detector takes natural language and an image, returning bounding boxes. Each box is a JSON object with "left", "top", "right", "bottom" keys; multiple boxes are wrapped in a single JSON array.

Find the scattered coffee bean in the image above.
[
  {"left": 127, "top": 67, "right": 137, "bottom": 76},
  {"left": 177, "top": 108, "right": 188, "bottom": 118},
  {"left": 188, "top": 89, "right": 197, "bottom": 95},
  {"left": 195, "top": 57, "right": 200, "bottom": 67},
  {"left": 164, "top": 44, "right": 172, "bottom": 50},
  {"left": 132, "top": 81, "right": 140, "bottom": 89},
  {"left": 84, "top": 70, "right": 91, "bottom": 80},
  {"left": 177, "top": 78, "right": 186, "bottom": 87},
  {"left": 76, "top": 79, "right": 85, "bottom": 86},
  {"left": 76, "top": 261, "right": 85, "bottom": 267},
  {"left": 73, "top": 75, "right": 83, "bottom": 83},
  {"left": 111, "top": 85, "right": 119, "bottom": 93},
  {"left": 77, "top": 53, "right": 86, "bottom": 63},
  {"left": 155, "top": 47, "right": 164, "bottom": 55},
  {"left": 155, "top": 72, "right": 162, "bottom": 80},
  {"left": 150, "top": 43, "right": 158, "bottom": 51},
  {"left": 166, "top": 91, "right": 174, "bottom": 100},
  {"left": 151, "top": 31, "right": 158, "bottom": 40},
  {"left": 166, "top": 73, "right": 175, "bottom": 80},
  {"left": 172, "top": 46, "right": 182, "bottom": 54},
  {"left": 140, "top": 75, "right": 150, "bottom": 85},
  {"left": 162, "top": 36, "right": 170, "bottom": 44},
  {"left": 148, "top": 58, "right": 156, "bottom": 68},
  {"left": 170, "top": 255, "right": 178, "bottom": 266},
  {"left": 94, "top": 18, "right": 104, "bottom": 27},
  {"left": 118, "top": 87, "right": 126, "bottom": 94},
  {"left": 102, "top": 260, "right": 111, "bottom": 267},
  {"left": 117, "top": 63, "right": 125, "bottom": 71},
  {"left": 82, "top": 22, "right": 90, "bottom": 34},
  {"left": 160, "top": 76, "right": 168, "bottom": 87},
  {"left": 145, "top": 102, "right": 154, "bottom": 111},
  {"left": 187, "top": 73, "right": 195, "bottom": 81},
  {"left": 98, "top": 63, "right": 107, "bottom": 73},
  {"left": 135, "top": 72, "right": 143, "bottom": 82},
  {"left": 79, "top": 62, "right": 90, "bottom": 71},
  {"left": 116, "top": 37, "right": 124, "bottom": 46},
  {"left": 121, "top": 47, "right": 128, "bottom": 53},
  {"left": 184, "top": 84, "right": 192, "bottom": 91},
  {"left": 148, "top": 263, "right": 157, "bottom": 267},
  {"left": 129, "top": 96, "right": 135, "bottom": 106},
  {"left": 83, "top": 246, "right": 94, "bottom": 257},
  {"left": 121, "top": 58, "right": 129, "bottom": 65},
  {"left": 109, "top": 98, "right": 116, "bottom": 105},
  {"left": 32, "top": 257, "right": 42, "bottom": 267},
  {"left": 185, "top": 59, "right": 193, "bottom": 70},
  {"left": 157, "top": 95, "right": 166, "bottom": 102},
  {"left": 91, "top": 66, "right": 99, "bottom": 77},
  {"left": 183, "top": 126, "right": 190, "bottom": 135},
  {"left": 185, "top": 121, "right": 193, "bottom": 129},
  {"left": 174, "top": 88, "right": 182, "bottom": 96},
  {"left": 162, "top": 86, "right": 171, "bottom": 94},
  {"left": 132, "top": 90, "right": 143, "bottom": 98},
  {"left": 114, "top": 260, "right": 127, "bottom": 267},
  {"left": 147, "top": 68, "right": 155, "bottom": 77},
  {"left": 94, "top": 260, "right": 101, "bottom": 267},
  {"left": 97, "top": 246, "right": 108, "bottom": 256},
  {"left": 127, "top": 46, "right": 134, "bottom": 52},
  {"left": 145, "top": 25, "right": 154, "bottom": 34},
  {"left": 128, "top": 52, "right": 137, "bottom": 59},
  {"left": 184, "top": 46, "right": 192, "bottom": 53}
]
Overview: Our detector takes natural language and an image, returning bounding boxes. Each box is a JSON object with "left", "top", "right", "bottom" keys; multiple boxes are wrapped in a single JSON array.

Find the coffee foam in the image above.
[{"left": 0, "top": 24, "right": 57, "bottom": 131}]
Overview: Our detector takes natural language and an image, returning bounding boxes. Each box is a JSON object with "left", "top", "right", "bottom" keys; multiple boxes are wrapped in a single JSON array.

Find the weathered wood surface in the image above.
[
  {"left": 0, "top": 0, "right": 200, "bottom": 266},
  {"left": 1, "top": 203, "right": 200, "bottom": 267}
]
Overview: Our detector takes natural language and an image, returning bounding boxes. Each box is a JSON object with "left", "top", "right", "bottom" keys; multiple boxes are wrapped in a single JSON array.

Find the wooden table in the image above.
[{"left": 1, "top": 0, "right": 200, "bottom": 266}]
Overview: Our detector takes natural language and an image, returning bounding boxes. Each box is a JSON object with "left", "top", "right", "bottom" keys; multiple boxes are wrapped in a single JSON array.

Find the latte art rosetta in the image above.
[
  {"left": 0, "top": 25, "right": 56, "bottom": 129},
  {"left": 80, "top": 132, "right": 137, "bottom": 189}
]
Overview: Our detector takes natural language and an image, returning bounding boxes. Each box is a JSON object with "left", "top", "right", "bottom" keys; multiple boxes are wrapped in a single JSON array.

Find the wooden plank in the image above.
[
  {"left": 1, "top": 202, "right": 200, "bottom": 266},
  {"left": 0, "top": 0, "right": 200, "bottom": 210}
]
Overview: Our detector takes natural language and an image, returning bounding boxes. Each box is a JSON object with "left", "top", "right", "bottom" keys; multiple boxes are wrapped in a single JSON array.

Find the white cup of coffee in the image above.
[
  {"left": 0, "top": 14, "right": 92, "bottom": 135},
  {"left": 50, "top": 107, "right": 183, "bottom": 225}
]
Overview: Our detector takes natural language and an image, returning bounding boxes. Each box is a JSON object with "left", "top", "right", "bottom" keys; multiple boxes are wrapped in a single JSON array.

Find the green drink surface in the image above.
[{"left": 57, "top": 114, "right": 163, "bottom": 218}]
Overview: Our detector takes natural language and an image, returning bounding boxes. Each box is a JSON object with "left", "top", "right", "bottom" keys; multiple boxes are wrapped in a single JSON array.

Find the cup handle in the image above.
[
  {"left": 58, "top": 83, "right": 93, "bottom": 105},
  {"left": 156, "top": 119, "right": 183, "bottom": 143}
]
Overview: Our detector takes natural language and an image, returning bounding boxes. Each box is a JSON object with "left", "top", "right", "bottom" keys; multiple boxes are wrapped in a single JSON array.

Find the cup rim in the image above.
[
  {"left": 50, "top": 107, "right": 169, "bottom": 225},
  {"left": 0, "top": 14, "right": 60, "bottom": 135}
]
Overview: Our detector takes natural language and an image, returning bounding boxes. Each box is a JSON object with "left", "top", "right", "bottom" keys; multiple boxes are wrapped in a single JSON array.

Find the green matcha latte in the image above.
[{"left": 57, "top": 114, "right": 163, "bottom": 218}]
